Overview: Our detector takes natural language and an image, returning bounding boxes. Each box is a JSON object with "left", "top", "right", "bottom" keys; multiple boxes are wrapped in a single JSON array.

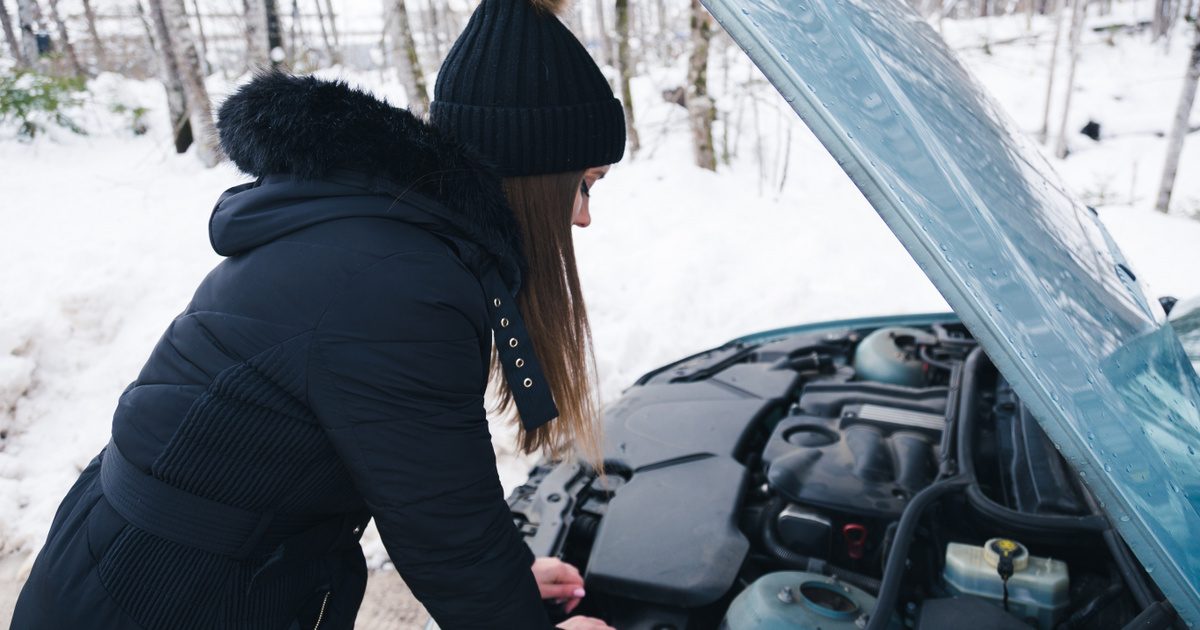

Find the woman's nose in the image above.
[{"left": 573, "top": 202, "right": 591, "bottom": 228}]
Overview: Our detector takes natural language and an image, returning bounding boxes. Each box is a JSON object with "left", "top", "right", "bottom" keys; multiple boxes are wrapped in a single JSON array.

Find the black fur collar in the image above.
[{"left": 215, "top": 71, "right": 524, "bottom": 283}]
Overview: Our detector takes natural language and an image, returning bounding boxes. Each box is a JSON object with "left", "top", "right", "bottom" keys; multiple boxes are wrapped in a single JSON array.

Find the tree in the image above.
[
  {"left": 592, "top": 0, "right": 612, "bottom": 68},
  {"left": 46, "top": 0, "right": 85, "bottom": 76},
  {"left": 386, "top": 0, "right": 429, "bottom": 117},
  {"left": 1038, "top": 0, "right": 1065, "bottom": 144},
  {"left": 424, "top": 0, "right": 443, "bottom": 62},
  {"left": 191, "top": 0, "right": 211, "bottom": 74},
  {"left": 244, "top": 0, "right": 269, "bottom": 68},
  {"left": 312, "top": 0, "right": 338, "bottom": 64},
  {"left": 264, "top": 0, "right": 284, "bottom": 65},
  {"left": 1, "top": 0, "right": 27, "bottom": 67},
  {"left": 16, "top": 0, "right": 41, "bottom": 69},
  {"left": 614, "top": 0, "right": 639, "bottom": 155},
  {"left": 322, "top": 0, "right": 340, "bottom": 56},
  {"left": 1155, "top": 20, "right": 1200, "bottom": 213},
  {"left": 139, "top": 0, "right": 192, "bottom": 153},
  {"left": 1054, "top": 0, "right": 1086, "bottom": 159},
  {"left": 153, "top": 0, "right": 221, "bottom": 166},
  {"left": 79, "top": 0, "right": 106, "bottom": 70},
  {"left": 687, "top": 0, "right": 716, "bottom": 171},
  {"left": 1152, "top": 0, "right": 1180, "bottom": 40}
]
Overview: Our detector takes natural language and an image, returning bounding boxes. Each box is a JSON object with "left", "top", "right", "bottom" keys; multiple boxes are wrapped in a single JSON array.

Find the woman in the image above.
[{"left": 11, "top": 0, "right": 624, "bottom": 628}]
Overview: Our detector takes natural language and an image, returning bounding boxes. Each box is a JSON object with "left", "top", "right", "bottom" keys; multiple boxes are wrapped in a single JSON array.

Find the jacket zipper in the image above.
[{"left": 312, "top": 591, "right": 331, "bottom": 630}]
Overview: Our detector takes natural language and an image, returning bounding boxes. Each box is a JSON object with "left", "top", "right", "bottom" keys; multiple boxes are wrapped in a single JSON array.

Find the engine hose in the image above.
[
  {"left": 1057, "top": 583, "right": 1123, "bottom": 629},
  {"left": 955, "top": 347, "right": 1108, "bottom": 534},
  {"left": 1103, "top": 529, "right": 1157, "bottom": 610},
  {"left": 758, "top": 497, "right": 882, "bottom": 595},
  {"left": 864, "top": 475, "right": 972, "bottom": 630}
]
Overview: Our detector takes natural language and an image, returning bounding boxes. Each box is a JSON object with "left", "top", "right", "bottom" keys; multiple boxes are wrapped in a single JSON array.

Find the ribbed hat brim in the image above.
[{"left": 431, "top": 98, "right": 626, "bottom": 177}]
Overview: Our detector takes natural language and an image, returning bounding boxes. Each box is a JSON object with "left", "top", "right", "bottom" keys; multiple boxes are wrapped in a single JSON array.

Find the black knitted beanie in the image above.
[{"left": 430, "top": 0, "right": 626, "bottom": 177}]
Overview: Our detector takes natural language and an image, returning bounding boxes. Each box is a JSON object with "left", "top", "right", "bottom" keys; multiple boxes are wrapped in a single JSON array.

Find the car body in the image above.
[{"left": 433, "top": 0, "right": 1200, "bottom": 628}]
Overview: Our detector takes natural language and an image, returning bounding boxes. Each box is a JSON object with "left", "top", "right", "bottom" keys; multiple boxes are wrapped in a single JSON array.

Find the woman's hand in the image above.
[
  {"left": 531, "top": 556, "right": 585, "bottom": 613},
  {"left": 556, "top": 616, "right": 615, "bottom": 630}
]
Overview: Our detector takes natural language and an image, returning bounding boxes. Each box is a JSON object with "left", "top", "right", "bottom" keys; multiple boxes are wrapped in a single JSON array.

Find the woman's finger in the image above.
[{"left": 541, "top": 583, "right": 586, "bottom": 599}]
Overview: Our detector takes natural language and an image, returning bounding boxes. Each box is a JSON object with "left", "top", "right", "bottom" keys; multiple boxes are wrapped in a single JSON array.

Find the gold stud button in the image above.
[
  {"left": 515, "top": 358, "right": 525, "bottom": 368},
  {"left": 523, "top": 378, "right": 533, "bottom": 388},
  {"left": 509, "top": 338, "right": 519, "bottom": 348},
  {"left": 500, "top": 317, "right": 510, "bottom": 327},
  {"left": 493, "top": 298, "right": 502, "bottom": 307}
]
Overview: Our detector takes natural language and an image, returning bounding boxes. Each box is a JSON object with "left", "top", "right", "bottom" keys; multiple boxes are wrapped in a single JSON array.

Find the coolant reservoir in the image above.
[
  {"left": 943, "top": 539, "right": 1069, "bottom": 629},
  {"left": 852, "top": 327, "right": 936, "bottom": 387},
  {"left": 721, "top": 571, "right": 898, "bottom": 630}
]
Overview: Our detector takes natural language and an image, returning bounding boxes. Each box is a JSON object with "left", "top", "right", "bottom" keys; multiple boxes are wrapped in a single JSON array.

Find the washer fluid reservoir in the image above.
[{"left": 943, "top": 538, "right": 1069, "bottom": 629}]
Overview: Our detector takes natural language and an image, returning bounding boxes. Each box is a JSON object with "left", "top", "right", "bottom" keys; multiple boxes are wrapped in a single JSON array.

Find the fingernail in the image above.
[{"left": 573, "top": 587, "right": 586, "bottom": 598}]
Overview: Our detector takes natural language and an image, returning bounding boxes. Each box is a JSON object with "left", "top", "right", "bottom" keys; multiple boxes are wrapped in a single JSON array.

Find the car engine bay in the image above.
[{"left": 506, "top": 320, "right": 1172, "bottom": 629}]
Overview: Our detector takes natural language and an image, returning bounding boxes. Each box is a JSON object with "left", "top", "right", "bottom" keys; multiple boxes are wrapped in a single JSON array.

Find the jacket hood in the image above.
[{"left": 211, "top": 71, "right": 525, "bottom": 286}]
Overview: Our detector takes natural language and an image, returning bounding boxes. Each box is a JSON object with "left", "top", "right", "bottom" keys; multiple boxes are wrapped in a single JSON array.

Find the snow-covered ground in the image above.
[{"left": 2, "top": 4, "right": 1199, "bottom": 575}]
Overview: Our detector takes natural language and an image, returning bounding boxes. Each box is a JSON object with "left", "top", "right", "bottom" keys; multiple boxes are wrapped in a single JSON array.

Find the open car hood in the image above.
[{"left": 703, "top": 0, "right": 1200, "bottom": 622}]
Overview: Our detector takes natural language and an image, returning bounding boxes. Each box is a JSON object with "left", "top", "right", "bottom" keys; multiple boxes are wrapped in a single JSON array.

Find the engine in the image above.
[{"left": 505, "top": 320, "right": 1161, "bottom": 629}]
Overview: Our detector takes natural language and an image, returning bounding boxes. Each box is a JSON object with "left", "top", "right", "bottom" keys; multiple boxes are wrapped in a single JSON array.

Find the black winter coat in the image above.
[{"left": 11, "top": 72, "right": 561, "bottom": 630}]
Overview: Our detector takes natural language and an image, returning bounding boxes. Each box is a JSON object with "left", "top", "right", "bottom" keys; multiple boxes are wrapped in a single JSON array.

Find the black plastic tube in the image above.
[
  {"left": 1058, "top": 583, "right": 1123, "bottom": 629},
  {"left": 864, "top": 475, "right": 972, "bottom": 630},
  {"left": 955, "top": 347, "right": 1108, "bottom": 534},
  {"left": 1103, "top": 529, "right": 1157, "bottom": 610}
]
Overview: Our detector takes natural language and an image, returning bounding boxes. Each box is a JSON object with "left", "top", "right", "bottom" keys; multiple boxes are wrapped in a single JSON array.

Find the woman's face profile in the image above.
[{"left": 572, "top": 165, "right": 611, "bottom": 228}]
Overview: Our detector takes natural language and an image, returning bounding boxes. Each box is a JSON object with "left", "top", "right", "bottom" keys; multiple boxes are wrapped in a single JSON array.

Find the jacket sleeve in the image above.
[{"left": 307, "top": 250, "right": 553, "bottom": 630}]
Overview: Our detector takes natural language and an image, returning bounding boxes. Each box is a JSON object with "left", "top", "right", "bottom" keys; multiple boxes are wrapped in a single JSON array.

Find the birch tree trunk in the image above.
[
  {"left": 156, "top": 0, "right": 221, "bottom": 166},
  {"left": 387, "top": 0, "right": 429, "bottom": 118},
  {"left": 1, "top": 0, "right": 27, "bottom": 67},
  {"left": 687, "top": 0, "right": 716, "bottom": 171},
  {"left": 16, "top": 0, "right": 41, "bottom": 69},
  {"left": 1038, "top": 0, "right": 1065, "bottom": 144},
  {"left": 654, "top": 0, "right": 669, "bottom": 60},
  {"left": 1155, "top": 23, "right": 1200, "bottom": 213},
  {"left": 615, "top": 0, "right": 639, "bottom": 155},
  {"left": 46, "top": 0, "right": 84, "bottom": 75},
  {"left": 140, "top": 0, "right": 192, "bottom": 153},
  {"left": 592, "top": 0, "right": 612, "bottom": 68},
  {"left": 243, "top": 0, "right": 269, "bottom": 69},
  {"left": 1152, "top": 0, "right": 1175, "bottom": 40},
  {"left": 79, "top": 0, "right": 105, "bottom": 69},
  {"left": 1054, "top": 0, "right": 1086, "bottom": 159}
]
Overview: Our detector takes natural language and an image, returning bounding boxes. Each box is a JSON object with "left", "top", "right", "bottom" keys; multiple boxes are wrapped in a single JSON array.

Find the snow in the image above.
[{"left": 2, "top": 5, "right": 1199, "bottom": 572}]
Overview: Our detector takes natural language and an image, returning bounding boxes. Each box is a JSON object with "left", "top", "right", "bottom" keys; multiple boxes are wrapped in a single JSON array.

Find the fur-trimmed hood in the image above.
[{"left": 211, "top": 71, "right": 525, "bottom": 287}]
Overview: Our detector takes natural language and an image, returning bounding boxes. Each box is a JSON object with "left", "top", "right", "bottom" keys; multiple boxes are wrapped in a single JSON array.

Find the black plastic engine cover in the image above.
[
  {"left": 601, "top": 369, "right": 799, "bottom": 470},
  {"left": 762, "top": 381, "right": 947, "bottom": 518},
  {"left": 584, "top": 455, "right": 750, "bottom": 607}
]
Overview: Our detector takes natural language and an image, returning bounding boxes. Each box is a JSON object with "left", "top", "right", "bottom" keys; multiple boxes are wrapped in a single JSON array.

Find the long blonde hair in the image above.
[{"left": 492, "top": 170, "right": 602, "bottom": 469}]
